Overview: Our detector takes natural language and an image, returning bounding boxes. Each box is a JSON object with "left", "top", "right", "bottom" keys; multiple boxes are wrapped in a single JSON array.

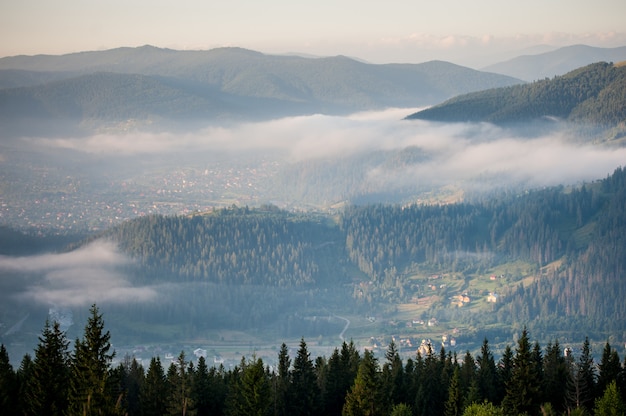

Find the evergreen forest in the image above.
[
  {"left": 1, "top": 305, "right": 626, "bottom": 415},
  {"left": 75, "top": 166, "right": 626, "bottom": 344},
  {"left": 407, "top": 62, "right": 626, "bottom": 132}
]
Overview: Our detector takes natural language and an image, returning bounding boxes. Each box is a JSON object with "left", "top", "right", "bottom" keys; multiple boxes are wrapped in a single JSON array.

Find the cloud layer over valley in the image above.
[
  {"left": 30, "top": 108, "right": 626, "bottom": 191},
  {"left": 0, "top": 241, "right": 157, "bottom": 307}
]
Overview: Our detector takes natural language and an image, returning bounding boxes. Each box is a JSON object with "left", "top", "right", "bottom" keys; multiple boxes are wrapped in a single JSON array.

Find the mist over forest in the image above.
[{"left": 1, "top": 47, "right": 626, "bottom": 379}]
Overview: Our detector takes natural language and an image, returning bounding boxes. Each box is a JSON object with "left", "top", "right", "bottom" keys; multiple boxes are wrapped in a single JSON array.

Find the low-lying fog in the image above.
[
  {"left": 25, "top": 108, "right": 626, "bottom": 189},
  {"left": 1, "top": 107, "right": 625, "bottom": 310}
]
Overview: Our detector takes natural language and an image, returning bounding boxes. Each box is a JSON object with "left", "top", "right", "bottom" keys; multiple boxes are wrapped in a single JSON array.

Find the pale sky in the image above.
[{"left": 1, "top": 0, "right": 625, "bottom": 65}]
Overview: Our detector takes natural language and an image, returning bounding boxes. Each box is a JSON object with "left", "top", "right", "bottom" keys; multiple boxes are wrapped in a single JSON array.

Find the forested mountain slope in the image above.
[
  {"left": 100, "top": 167, "right": 626, "bottom": 338},
  {"left": 407, "top": 62, "right": 626, "bottom": 130}
]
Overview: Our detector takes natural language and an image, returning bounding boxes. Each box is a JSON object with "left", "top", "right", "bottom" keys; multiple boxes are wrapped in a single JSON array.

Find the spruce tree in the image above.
[
  {"left": 0, "top": 344, "right": 17, "bottom": 415},
  {"left": 165, "top": 351, "right": 194, "bottom": 416},
  {"left": 28, "top": 319, "right": 70, "bottom": 416},
  {"left": 142, "top": 356, "right": 168, "bottom": 416},
  {"left": 191, "top": 356, "right": 211, "bottom": 416},
  {"left": 291, "top": 338, "right": 320, "bottom": 415},
  {"left": 597, "top": 342, "right": 621, "bottom": 398},
  {"left": 496, "top": 345, "right": 513, "bottom": 404},
  {"left": 342, "top": 349, "right": 380, "bottom": 416},
  {"left": 66, "top": 304, "right": 118, "bottom": 416},
  {"left": 502, "top": 328, "right": 540, "bottom": 415},
  {"left": 542, "top": 340, "right": 568, "bottom": 413},
  {"left": 444, "top": 366, "right": 462, "bottom": 416},
  {"left": 275, "top": 343, "right": 292, "bottom": 416},
  {"left": 381, "top": 341, "right": 404, "bottom": 412},
  {"left": 15, "top": 354, "right": 34, "bottom": 416}
]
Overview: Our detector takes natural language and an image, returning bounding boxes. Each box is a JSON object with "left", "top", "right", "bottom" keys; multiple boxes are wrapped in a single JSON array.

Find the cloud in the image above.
[
  {"left": 0, "top": 241, "right": 158, "bottom": 307},
  {"left": 25, "top": 109, "right": 626, "bottom": 196}
]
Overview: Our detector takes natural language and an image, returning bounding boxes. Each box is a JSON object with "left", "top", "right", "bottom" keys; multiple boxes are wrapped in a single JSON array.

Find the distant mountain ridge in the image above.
[
  {"left": 483, "top": 44, "right": 626, "bottom": 81},
  {"left": 407, "top": 62, "right": 626, "bottom": 135},
  {"left": 0, "top": 46, "right": 522, "bottom": 135}
]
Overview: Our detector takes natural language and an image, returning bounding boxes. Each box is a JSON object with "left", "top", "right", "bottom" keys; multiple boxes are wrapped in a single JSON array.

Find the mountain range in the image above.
[
  {"left": 0, "top": 46, "right": 521, "bottom": 136},
  {"left": 482, "top": 44, "right": 626, "bottom": 81}
]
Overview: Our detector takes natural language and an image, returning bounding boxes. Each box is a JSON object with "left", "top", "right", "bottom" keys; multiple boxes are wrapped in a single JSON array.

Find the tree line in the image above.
[{"left": 1, "top": 305, "right": 626, "bottom": 415}]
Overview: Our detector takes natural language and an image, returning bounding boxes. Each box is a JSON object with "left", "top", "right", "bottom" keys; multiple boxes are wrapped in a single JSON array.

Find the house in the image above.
[
  {"left": 194, "top": 348, "right": 207, "bottom": 359},
  {"left": 487, "top": 292, "right": 498, "bottom": 303}
]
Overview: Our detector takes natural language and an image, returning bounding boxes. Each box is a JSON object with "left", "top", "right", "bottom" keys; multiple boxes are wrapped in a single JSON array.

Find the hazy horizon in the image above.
[{"left": 2, "top": 0, "right": 626, "bottom": 67}]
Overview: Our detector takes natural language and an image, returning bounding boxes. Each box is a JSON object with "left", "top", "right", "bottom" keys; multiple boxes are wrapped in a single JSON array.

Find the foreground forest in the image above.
[{"left": 1, "top": 305, "right": 626, "bottom": 416}]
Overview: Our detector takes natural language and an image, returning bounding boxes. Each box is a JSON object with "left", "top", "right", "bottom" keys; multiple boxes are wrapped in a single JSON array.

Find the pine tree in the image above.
[
  {"left": 66, "top": 304, "right": 118, "bottom": 416},
  {"left": 28, "top": 319, "right": 70, "bottom": 416}
]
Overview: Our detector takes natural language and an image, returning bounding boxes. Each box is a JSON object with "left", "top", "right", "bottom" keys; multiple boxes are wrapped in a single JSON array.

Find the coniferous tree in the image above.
[
  {"left": 496, "top": 345, "right": 513, "bottom": 405},
  {"left": 597, "top": 342, "right": 621, "bottom": 398},
  {"left": 476, "top": 338, "right": 499, "bottom": 403},
  {"left": 459, "top": 350, "right": 476, "bottom": 407},
  {"left": 112, "top": 357, "right": 145, "bottom": 416},
  {"left": 594, "top": 380, "right": 626, "bottom": 416},
  {"left": 291, "top": 338, "right": 320, "bottom": 416},
  {"left": 415, "top": 344, "right": 443, "bottom": 415},
  {"left": 227, "top": 356, "right": 270, "bottom": 416},
  {"left": 342, "top": 349, "right": 380, "bottom": 416},
  {"left": 275, "top": 343, "right": 291, "bottom": 416},
  {"left": 66, "top": 304, "right": 118, "bottom": 416},
  {"left": 191, "top": 356, "right": 211, "bottom": 416},
  {"left": 390, "top": 403, "right": 412, "bottom": 416},
  {"left": 542, "top": 340, "right": 569, "bottom": 413},
  {"left": 576, "top": 337, "right": 597, "bottom": 411},
  {"left": 380, "top": 341, "right": 404, "bottom": 412},
  {"left": 142, "top": 356, "right": 168, "bottom": 416},
  {"left": 0, "top": 344, "right": 17, "bottom": 415},
  {"left": 502, "top": 328, "right": 540, "bottom": 415},
  {"left": 15, "top": 354, "right": 34, "bottom": 416},
  {"left": 165, "top": 351, "right": 194, "bottom": 416},
  {"left": 444, "top": 366, "right": 462, "bottom": 416},
  {"left": 27, "top": 319, "right": 70, "bottom": 416}
]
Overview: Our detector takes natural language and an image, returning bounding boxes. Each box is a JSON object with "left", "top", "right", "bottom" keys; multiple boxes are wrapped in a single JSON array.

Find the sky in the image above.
[{"left": 1, "top": 0, "right": 626, "bottom": 66}]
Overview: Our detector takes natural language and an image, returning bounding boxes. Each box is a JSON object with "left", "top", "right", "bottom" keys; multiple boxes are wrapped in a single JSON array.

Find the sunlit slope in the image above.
[{"left": 407, "top": 62, "right": 626, "bottom": 127}]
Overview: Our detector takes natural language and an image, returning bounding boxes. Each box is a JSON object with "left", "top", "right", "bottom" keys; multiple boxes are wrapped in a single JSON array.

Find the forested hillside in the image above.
[
  {"left": 1, "top": 306, "right": 625, "bottom": 416},
  {"left": 407, "top": 62, "right": 626, "bottom": 130},
  {"left": 99, "top": 167, "right": 626, "bottom": 340}
]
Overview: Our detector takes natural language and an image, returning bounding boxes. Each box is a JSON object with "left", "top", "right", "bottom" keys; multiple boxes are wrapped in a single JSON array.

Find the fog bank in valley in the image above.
[
  {"left": 29, "top": 108, "right": 626, "bottom": 191},
  {"left": 0, "top": 241, "right": 156, "bottom": 307}
]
